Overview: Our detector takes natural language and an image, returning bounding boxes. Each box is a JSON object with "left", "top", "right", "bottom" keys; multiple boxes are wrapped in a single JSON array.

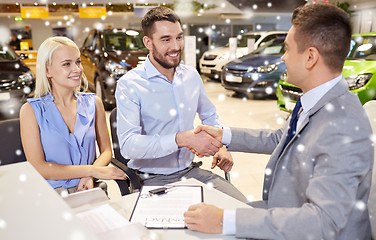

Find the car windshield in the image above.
[
  {"left": 103, "top": 30, "right": 147, "bottom": 51},
  {"left": 238, "top": 35, "right": 262, "bottom": 47},
  {"left": 253, "top": 38, "right": 285, "bottom": 55},
  {"left": 0, "top": 44, "right": 17, "bottom": 61},
  {"left": 348, "top": 35, "right": 376, "bottom": 60}
]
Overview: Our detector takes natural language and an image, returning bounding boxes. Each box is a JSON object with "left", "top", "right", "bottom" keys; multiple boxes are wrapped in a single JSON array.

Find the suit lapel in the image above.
[
  {"left": 263, "top": 78, "right": 350, "bottom": 200},
  {"left": 290, "top": 78, "right": 349, "bottom": 144}
]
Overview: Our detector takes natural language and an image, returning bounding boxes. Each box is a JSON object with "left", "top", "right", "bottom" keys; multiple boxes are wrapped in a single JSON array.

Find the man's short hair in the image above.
[
  {"left": 141, "top": 6, "right": 181, "bottom": 38},
  {"left": 292, "top": 4, "right": 351, "bottom": 72}
]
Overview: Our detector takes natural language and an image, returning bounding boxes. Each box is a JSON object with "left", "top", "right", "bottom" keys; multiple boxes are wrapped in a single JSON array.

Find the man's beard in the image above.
[{"left": 152, "top": 44, "right": 181, "bottom": 69}]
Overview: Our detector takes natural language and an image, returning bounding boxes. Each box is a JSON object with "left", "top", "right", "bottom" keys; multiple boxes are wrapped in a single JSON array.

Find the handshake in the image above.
[
  {"left": 176, "top": 125, "right": 233, "bottom": 172},
  {"left": 176, "top": 125, "right": 224, "bottom": 157}
]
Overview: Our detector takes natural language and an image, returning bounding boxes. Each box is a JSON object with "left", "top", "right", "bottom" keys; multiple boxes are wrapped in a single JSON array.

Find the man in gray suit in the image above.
[{"left": 184, "top": 3, "right": 374, "bottom": 240}]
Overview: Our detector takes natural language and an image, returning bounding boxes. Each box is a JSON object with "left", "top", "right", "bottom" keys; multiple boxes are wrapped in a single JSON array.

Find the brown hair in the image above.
[
  {"left": 141, "top": 6, "right": 181, "bottom": 38},
  {"left": 291, "top": 4, "right": 351, "bottom": 72}
]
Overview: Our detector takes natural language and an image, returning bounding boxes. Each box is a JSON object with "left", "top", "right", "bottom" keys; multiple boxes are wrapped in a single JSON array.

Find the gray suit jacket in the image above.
[{"left": 228, "top": 79, "right": 374, "bottom": 240}]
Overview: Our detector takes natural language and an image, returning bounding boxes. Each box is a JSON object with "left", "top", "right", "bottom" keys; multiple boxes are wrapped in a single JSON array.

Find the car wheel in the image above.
[{"left": 95, "top": 77, "right": 111, "bottom": 110}]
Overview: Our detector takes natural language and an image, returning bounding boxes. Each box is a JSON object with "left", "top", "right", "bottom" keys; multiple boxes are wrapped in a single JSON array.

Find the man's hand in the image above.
[
  {"left": 184, "top": 203, "right": 224, "bottom": 234},
  {"left": 212, "top": 146, "right": 233, "bottom": 172},
  {"left": 176, "top": 130, "right": 222, "bottom": 157},
  {"left": 194, "top": 125, "right": 223, "bottom": 142}
]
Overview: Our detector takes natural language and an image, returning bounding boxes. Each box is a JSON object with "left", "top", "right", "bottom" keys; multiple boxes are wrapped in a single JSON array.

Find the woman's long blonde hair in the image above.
[{"left": 34, "top": 36, "right": 88, "bottom": 98}]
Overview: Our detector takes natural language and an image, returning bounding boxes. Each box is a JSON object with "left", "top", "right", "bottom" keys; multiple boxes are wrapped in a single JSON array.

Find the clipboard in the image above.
[{"left": 129, "top": 185, "right": 203, "bottom": 229}]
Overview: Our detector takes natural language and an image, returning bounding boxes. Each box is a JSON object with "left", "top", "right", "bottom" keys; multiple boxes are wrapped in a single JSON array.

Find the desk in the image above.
[
  {"left": 0, "top": 162, "right": 251, "bottom": 240},
  {"left": 0, "top": 162, "right": 98, "bottom": 240},
  {"left": 109, "top": 178, "right": 251, "bottom": 240}
]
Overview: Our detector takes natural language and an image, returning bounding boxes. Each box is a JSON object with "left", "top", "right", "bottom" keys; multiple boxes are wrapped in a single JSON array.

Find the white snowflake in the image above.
[
  {"left": 23, "top": 86, "right": 31, "bottom": 94},
  {"left": 169, "top": 108, "right": 177, "bottom": 117},
  {"left": 62, "top": 211, "right": 72, "bottom": 221},
  {"left": 148, "top": 232, "right": 160, "bottom": 240},
  {"left": 265, "top": 87, "right": 273, "bottom": 95},
  {"left": 60, "top": 190, "right": 69, "bottom": 198},
  {"left": 276, "top": 117, "right": 284, "bottom": 125},
  {"left": 325, "top": 103, "right": 334, "bottom": 112},
  {"left": 19, "top": 174, "right": 27, "bottom": 182},
  {"left": 247, "top": 194, "right": 254, "bottom": 202},
  {"left": 15, "top": 149, "right": 22, "bottom": 156},
  {"left": 0, "top": 219, "right": 7, "bottom": 229},
  {"left": 106, "top": 77, "right": 115, "bottom": 86},
  {"left": 231, "top": 171, "right": 239, "bottom": 179},
  {"left": 217, "top": 94, "right": 226, "bottom": 101},
  {"left": 180, "top": 176, "right": 187, "bottom": 182},
  {"left": 355, "top": 200, "right": 366, "bottom": 211},
  {"left": 69, "top": 230, "right": 86, "bottom": 240},
  {"left": 252, "top": 74, "right": 259, "bottom": 81},
  {"left": 265, "top": 168, "right": 272, "bottom": 175},
  {"left": 206, "top": 182, "right": 214, "bottom": 189},
  {"left": 297, "top": 144, "right": 305, "bottom": 152},
  {"left": 370, "top": 134, "right": 376, "bottom": 143}
]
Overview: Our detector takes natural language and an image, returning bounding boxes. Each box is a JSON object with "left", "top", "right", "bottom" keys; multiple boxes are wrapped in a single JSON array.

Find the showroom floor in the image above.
[{"left": 105, "top": 77, "right": 290, "bottom": 202}]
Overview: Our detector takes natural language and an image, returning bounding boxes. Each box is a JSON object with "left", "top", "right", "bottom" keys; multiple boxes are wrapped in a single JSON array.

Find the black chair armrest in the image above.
[{"left": 111, "top": 158, "right": 142, "bottom": 192}]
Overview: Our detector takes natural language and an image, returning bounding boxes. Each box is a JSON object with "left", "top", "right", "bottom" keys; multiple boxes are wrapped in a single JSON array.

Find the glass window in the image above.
[{"left": 0, "top": 44, "right": 17, "bottom": 60}]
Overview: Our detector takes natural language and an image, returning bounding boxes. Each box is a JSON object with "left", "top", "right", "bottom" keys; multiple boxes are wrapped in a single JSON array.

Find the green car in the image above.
[{"left": 277, "top": 32, "right": 376, "bottom": 112}]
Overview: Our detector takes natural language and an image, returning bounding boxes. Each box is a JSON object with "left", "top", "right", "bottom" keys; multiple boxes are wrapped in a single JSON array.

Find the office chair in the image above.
[
  {"left": 0, "top": 118, "right": 26, "bottom": 166},
  {"left": 363, "top": 101, "right": 376, "bottom": 240},
  {"left": 109, "top": 108, "right": 142, "bottom": 196},
  {"left": 110, "top": 107, "right": 230, "bottom": 192}
]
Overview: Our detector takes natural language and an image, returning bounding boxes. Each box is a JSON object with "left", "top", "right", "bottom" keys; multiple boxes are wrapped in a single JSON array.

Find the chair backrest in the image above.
[
  {"left": 0, "top": 119, "right": 26, "bottom": 166},
  {"left": 109, "top": 107, "right": 142, "bottom": 195},
  {"left": 364, "top": 100, "right": 376, "bottom": 239},
  {"left": 110, "top": 107, "right": 130, "bottom": 165}
]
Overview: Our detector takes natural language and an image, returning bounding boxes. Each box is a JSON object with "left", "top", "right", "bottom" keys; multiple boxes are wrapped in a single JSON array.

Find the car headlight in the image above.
[
  {"left": 280, "top": 71, "right": 288, "bottom": 82},
  {"left": 105, "top": 62, "right": 128, "bottom": 75},
  {"left": 346, "top": 73, "right": 372, "bottom": 90},
  {"left": 256, "top": 63, "right": 277, "bottom": 73},
  {"left": 218, "top": 54, "right": 230, "bottom": 61},
  {"left": 18, "top": 70, "right": 34, "bottom": 84}
]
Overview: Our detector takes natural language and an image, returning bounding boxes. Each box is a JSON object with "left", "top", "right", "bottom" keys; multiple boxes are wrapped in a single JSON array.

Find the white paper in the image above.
[
  {"left": 130, "top": 185, "right": 203, "bottom": 228},
  {"left": 76, "top": 204, "right": 130, "bottom": 234}
]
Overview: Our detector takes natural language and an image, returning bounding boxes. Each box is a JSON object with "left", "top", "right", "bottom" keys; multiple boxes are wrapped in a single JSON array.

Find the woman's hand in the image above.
[
  {"left": 77, "top": 176, "right": 94, "bottom": 191},
  {"left": 92, "top": 166, "right": 128, "bottom": 180}
]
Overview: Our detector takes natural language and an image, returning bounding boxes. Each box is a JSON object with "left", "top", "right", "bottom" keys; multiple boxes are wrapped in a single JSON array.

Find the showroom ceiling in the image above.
[{"left": 227, "top": 0, "right": 307, "bottom": 12}]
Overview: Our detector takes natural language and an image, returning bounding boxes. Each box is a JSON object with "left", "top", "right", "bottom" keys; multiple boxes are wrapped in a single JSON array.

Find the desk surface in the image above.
[
  {"left": 0, "top": 162, "right": 98, "bottom": 240},
  {"left": 0, "top": 162, "right": 251, "bottom": 240},
  {"left": 109, "top": 178, "right": 251, "bottom": 240}
]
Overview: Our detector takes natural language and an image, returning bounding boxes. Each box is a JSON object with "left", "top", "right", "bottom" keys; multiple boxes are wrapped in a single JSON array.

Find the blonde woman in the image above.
[{"left": 20, "top": 36, "right": 126, "bottom": 194}]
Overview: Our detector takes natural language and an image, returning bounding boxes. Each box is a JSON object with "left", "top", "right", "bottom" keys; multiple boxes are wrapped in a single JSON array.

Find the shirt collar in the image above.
[
  {"left": 144, "top": 54, "right": 183, "bottom": 80},
  {"left": 300, "top": 74, "right": 343, "bottom": 114}
]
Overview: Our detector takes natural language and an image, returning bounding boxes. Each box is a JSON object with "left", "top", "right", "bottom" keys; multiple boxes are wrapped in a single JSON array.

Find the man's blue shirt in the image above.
[{"left": 115, "top": 57, "right": 222, "bottom": 174}]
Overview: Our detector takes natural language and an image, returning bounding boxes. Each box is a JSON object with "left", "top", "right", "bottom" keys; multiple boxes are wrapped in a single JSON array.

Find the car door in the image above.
[{"left": 81, "top": 30, "right": 98, "bottom": 91}]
